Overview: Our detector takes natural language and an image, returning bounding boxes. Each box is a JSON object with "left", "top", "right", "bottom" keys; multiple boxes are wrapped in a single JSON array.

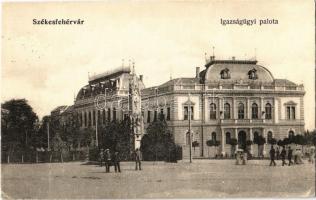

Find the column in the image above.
[
  {"left": 232, "top": 97, "right": 236, "bottom": 121},
  {"left": 234, "top": 128, "right": 238, "bottom": 153},
  {"left": 260, "top": 97, "right": 264, "bottom": 121},
  {"left": 249, "top": 128, "right": 253, "bottom": 155},
  {"left": 247, "top": 98, "right": 251, "bottom": 120},
  {"left": 262, "top": 128, "right": 266, "bottom": 157},
  {"left": 219, "top": 97, "right": 223, "bottom": 120},
  {"left": 221, "top": 128, "right": 225, "bottom": 156}
]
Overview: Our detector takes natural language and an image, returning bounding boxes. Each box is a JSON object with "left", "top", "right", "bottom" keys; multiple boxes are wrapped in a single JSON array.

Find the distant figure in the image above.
[
  {"left": 104, "top": 149, "right": 111, "bottom": 173},
  {"left": 288, "top": 146, "right": 293, "bottom": 166},
  {"left": 135, "top": 148, "right": 142, "bottom": 170},
  {"left": 276, "top": 147, "right": 280, "bottom": 160},
  {"left": 112, "top": 151, "right": 121, "bottom": 173},
  {"left": 280, "top": 146, "right": 287, "bottom": 166},
  {"left": 99, "top": 149, "right": 104, "bottom": 167},
  {"left": 269, "top": 146, "right": 276, "bottom": 166}
]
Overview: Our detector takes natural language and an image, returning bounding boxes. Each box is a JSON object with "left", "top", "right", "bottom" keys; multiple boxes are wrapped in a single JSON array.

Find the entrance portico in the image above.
[{"left": 220, "top": 127, "right": 266, "bottom": 157}]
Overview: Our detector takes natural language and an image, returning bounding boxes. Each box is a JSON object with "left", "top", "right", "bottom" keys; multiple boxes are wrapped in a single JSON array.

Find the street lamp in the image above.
[{"left": 188, "top": 93, "right": 192, "bottom": 163}]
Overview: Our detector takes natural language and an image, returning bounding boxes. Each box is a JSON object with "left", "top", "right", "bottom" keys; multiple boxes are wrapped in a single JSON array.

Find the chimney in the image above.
[
  {"left": 139, "top": 75, "right": 143, "bottom": 81},
  {"left": 196, "top": 67, "right": 200, "bottom": 78},
  {"left": 232, "top": 56, "right": 236, "bottom": 60}
]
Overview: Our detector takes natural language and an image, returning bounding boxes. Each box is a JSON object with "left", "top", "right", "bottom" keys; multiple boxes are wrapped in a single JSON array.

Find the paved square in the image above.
[{"left": 1, "top": 159, "right": 315, "bottom": 198}]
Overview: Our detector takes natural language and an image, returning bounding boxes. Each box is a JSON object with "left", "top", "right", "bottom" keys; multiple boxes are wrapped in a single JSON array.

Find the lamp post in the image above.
[{"left": 188, "top": 93, "right": 192, "bottom": 163}]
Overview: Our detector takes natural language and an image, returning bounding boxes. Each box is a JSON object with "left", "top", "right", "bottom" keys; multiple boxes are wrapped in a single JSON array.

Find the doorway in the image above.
[{"left": 238, "top": 131, "right": 247, "bottom": 150}]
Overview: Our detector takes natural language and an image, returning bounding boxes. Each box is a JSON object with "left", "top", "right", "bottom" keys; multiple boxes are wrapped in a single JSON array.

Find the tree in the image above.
[
  {"left": 140, "top": 119, "right": 178, "bottom": 161},
  {"left": 192, "top": 141, "right": 199, "bottom": 153},
  {"left": 277, "top": 139, "right": 284, "bottom": 147},
  {"left": 253, "top": 135, "right": 266, "bottom": 158},
  {"left": 206, "top": 139, "right": 220, "bottom": 158},
  {"left": 2, "top": 99, "right": 39, "bottom": 162},
  {"left": 268, "top": 138, "right": 277, "bottom": 145}
]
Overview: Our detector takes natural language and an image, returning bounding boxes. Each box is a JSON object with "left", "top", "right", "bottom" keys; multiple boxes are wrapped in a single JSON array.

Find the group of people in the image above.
[
  {"left": 99, "top": 148, "right": 143, "bottom": 173},
  {"left": 269, "top": 145, "right": 315, "bottom": 166}
]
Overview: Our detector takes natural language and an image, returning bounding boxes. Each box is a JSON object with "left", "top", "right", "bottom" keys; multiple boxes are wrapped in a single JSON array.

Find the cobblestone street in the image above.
[{"left": 2, "top": 159, "right": 314, "bottom": 199}]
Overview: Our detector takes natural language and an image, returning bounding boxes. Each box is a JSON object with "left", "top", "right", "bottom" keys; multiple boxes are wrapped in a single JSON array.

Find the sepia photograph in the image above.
[{"left": 1, "top": 0, "right": 315, "bottom": 199}]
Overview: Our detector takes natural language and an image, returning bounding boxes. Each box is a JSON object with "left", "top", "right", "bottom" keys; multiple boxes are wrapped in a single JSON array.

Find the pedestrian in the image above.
[
  {"left": 288, "top": 146, "right": 293, "bottom": 166},
  {"left": 104, "top": 149, "right": 111, "bottom": 173},
  {"left": 135, "top": 148, "right": 142, "bottom": 170},
  {"left": 112, "top": 151, "right": 121, "bottom": 173},
  {"left": 276, "top": 147, "right": 280, "bottom": 160},
  {"left": 269, "top": 145, "right": 276, "bottom": 166},
  {"left": 280, "top": 146, "right": 287, "bottom": 166},
  {"left": 99, "top": 149, "right": 104, "bottom": 167}
]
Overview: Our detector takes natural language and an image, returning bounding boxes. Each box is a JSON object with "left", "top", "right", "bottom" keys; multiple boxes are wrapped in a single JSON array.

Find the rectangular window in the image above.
[
  {"left": 113, "top": 108, "right": 116, "bottom": 121},
  {"left": 184, "top": 106, "right": 194, "bottom": 120},
  {"left": 160, "top": 109, "right": 164, "bottom": 120},
  {"left": 93, "top": 110, "right": 96, "bottom": 126},
  {"left": 108, "top": 108, "right": 111, "bottom": 121},
  {"left": 88, "top": 111, "right": 91, "bottom": 126},
  {"left": 184, "top": 106, "right": 188, "bottom": 120},
  {"left": 154, "top": 110, "right": 157, "bottom": 121},
  {"left": 84, "top": 112, "right": 87, "bottom": 127},
  {"left": 102, "top": 109, "right": 106, "bottom": 124},
  {"left": 97, "top": 110, "right": 101, "bottom": 124},
  {"left": 291, "top": 107, "right": 295, "bottom": 120},
  {"left": 147, "top": 110, "right": 151, "bottom": 123},
  {"left": 167, "top": 107, "right": 171, "bottom": 121},
  {"left": 286, "top": 106, "right": 291, "bottom": 120}
]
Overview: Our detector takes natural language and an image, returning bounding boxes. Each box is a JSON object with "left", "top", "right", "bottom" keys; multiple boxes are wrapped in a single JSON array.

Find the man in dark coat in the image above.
[
  {"left": 135, "top": 148, "right": 142, "bottom": 170},
  {"left": 288, "top": 146, "right": 293, "bottom": 166},
  {"left": 269, "top": 146, "right": 276, "bottom": 166},
  {"left": 280, "top": 146, "right": 287, "bottom": 166},
  {"left": 112, "top": 151, "right": 121, "bottom": 173},
  {"left": 104, "top": 149, "right": 111, "bottom": 173}
]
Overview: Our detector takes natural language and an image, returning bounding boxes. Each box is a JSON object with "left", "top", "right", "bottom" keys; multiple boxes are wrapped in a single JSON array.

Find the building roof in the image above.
[
  {"left": 202, "top": 60, "right": 274, "bottom": 83},
  {"left": 160, "top": 78, "right": 198, "bottom": 87},
  {"left": 274, "top": 79, "right": 297, "bottom": 86}
]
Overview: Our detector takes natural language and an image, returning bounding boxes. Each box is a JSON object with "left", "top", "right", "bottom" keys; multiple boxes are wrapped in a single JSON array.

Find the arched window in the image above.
[
  {"left": 288, "top": 130, "right": 295, "bottom": 138},
  {"left": 224, "top": 103, "right": 231, "bottom": 119},
  {"left": 238, "top": 103, "right": 245, "bottom": 119},
  {"left": 267, "top": 131, "right": 273, "bottom": 142},
  {"left": 251, "top": 103, "right": 258, "bottom": 119},
  {"left": 210, "top": 103, "right": 217, "bottom": 119},
  {"left": 265, "top": 103, "right": 272, "bottom": 120},
  {"left": 212, "top": 132, "right": 217, "bottom": 141},
  {"left": 226, "top": 132, "right": 231, "bottom": 144}
]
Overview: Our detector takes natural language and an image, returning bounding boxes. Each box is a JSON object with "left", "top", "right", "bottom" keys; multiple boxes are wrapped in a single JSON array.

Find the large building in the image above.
[{"left": 73, "top": 56, "right": 305, "bottom": 158}]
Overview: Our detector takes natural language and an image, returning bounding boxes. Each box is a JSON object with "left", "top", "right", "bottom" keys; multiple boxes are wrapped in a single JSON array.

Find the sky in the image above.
[{"left": 2, "top": 1, "right": 315, "bottom": 130}]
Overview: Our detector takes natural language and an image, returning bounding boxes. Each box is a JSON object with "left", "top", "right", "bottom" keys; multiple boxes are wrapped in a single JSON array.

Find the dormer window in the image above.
[
  {"left": 220, "top": 68, "right": 231, "bottom": 79},
  {"left": 248, "top": 68, "right": 258, "bottom": 80}
]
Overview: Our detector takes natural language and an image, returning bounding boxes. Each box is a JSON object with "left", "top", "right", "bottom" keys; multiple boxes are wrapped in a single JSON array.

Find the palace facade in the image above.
[{"left": 73, "top": 56, "right": 305, "bottom": 158}]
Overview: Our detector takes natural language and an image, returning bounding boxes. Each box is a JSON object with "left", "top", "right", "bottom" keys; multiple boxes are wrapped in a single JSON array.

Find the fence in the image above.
[{"left": 1, "top": 150, "right": 88, "bottom": 164}]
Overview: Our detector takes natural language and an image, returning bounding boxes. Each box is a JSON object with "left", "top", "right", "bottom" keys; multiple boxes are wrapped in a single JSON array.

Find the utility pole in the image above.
[
  {"left": 95, "top": 110, "right": 98, "bottom": 147},
  {"left": 188, "top": 93, "right": 192, "bottom": 163}
]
